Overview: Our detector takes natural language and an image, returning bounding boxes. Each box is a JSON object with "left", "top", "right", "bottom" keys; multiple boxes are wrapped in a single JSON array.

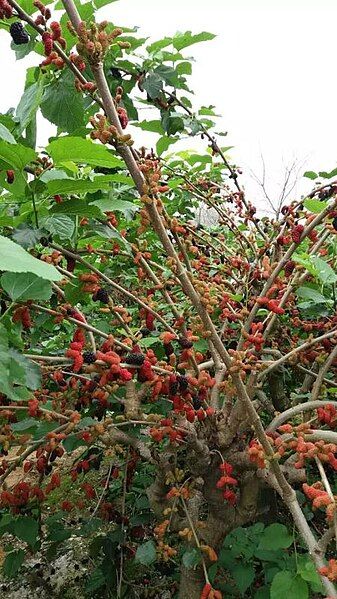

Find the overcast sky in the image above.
[{"left": 1, "top": 0, "right": 336, "bottom": 211}]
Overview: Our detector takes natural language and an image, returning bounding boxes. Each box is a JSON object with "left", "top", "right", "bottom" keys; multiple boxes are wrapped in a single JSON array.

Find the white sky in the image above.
[{"left": 1, "top": 0, "right": 337, "bottom": 211}]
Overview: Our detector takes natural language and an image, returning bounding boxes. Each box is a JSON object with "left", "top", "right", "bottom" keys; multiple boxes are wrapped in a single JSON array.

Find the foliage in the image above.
[{"left": 0, "top": 1, "right": 336, "bottom": 598}]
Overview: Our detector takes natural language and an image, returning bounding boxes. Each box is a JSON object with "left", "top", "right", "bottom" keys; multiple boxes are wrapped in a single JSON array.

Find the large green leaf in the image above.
[
  {"left": 0, "top": 236, "right": 61, "bottom": 280},
  {"left": 50, "top": 198, "right": 102, "bottom": 218},
  {"left": 1, "top": 272, "right": 52, "bottom": 301},
  {"left": 47, "top": 137, "right": 123, "bottom": 169},
  {"left": 270, "top": 572, "right": 308, "bottom": 599},
  {"left": 46, "top": 175, "right": 120, "bottom": 196},
  {"left": 258, "top": 523, "right": 293, "bottom": 551},
  {"left": 42, "top": 214, "right": 75, "bottom": 240},
  {"left": 41, "top": 71, "right": 85, "bottom": 134}
]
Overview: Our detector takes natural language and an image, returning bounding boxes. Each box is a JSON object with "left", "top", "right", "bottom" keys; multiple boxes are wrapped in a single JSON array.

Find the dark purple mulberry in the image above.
[
  {"left": 92, "top": 288, "right": 109, "bottom": 304},
  {"left": 124, "top": 352, "right": 145, "bottom": 366},
  {"left": 178, "top": 337, "right": 193, "bottom": 349},
  {"left": 10, "top": 22, "right": 30, "bottom": 45},
  {"left": 83, "top": 351, "right": 97, "bottom": 364}
]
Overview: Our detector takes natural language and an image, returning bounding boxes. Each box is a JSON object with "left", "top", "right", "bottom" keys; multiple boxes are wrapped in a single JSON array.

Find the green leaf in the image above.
[
  {"left": 1, "top": 272, "right": 52, "bottom": 301},
  {"left": 182, "top": 548, "right": 201, "bottom": 569},
  {"left": 15, "top": 80, "right": 43, "bottom": 135},
  {"left": 39, "top": 168, "right": 70, "bottom": 183},
  {"left": 3, "top": 549, "right": 25, "bottom": 577},
  {"left": 85, "top": 567, "right": 106, "bottom": 593},
  {"left": 0, "top": 139, "right": 36, "bottom": 195},
  {"left": 50, "top": 198, "right": 102, "bottom": 218},
  {"left": 0, "top": 236, "right": 61, "bottom": 280},
  {"left": 0, "top": 123, "right": 16, "bottom": 144},
  {"left": 311, "top": 255, "right": 337, "bottom": 285},
  {"left": 42, "top": 215, "right": 75, "bottom": 240},
  {"left": 91, "top": 197, "right": 139, "bottom": 219},
  {"left": 47, "top": 136, "right": 123, "bottom": 169},
  {"left": 12, "top": 224, "right": 45, "bottom": 249},
  {"left": 41, "top": 71, "right": 85, "bottom": 134},
  {"left": 12, "top": 418, "right": 38, "bottom": 431},
  {"left": 303, "top": 171, "right": 318, "bottom": 180},
  {"left": 46, "top": 175, "right": 119, "bottom": 196},
  {"left": 135, "top": 540, "right": 156, "bottom": 565},
  {"left": 258, "top": 523, "right": 293, "bottom": 551},
  {"left": 156, "top": 136, "right": 179, "bottom": 155},
  {"left": 8, "top": 351, "right": 41, "bottom": 390},
  {"left": 318, "top": 168, "right": 337, "bottom": 179},
  {"left": 303, "top": 199, "right": 327, "bottom": 213},
  {"left": 270, "top": 572, "right": 308, "bottom": 599},
  {"left": 297, "top": 558, "right": 323, "bottom": 592},
  {"left": 143, "top": 72, "right": 163, "bottom": 99},
  {"left": 147, "top": 37, "right": 172, "bottom": 54},
  {"left": 14, "top": 516, "right": 38, "bottom": 547},
  {"left": 173, "top": 30, "right": 216, "bottom": 51},
  {"left": 296, "top": 287, "right": 330, "bottom": 305},
  {"left": 232, "top": 564, "right": 255, "bottom": 596},
  {"left": 132, "top": 120, "right": 164, "bottom": 134}
]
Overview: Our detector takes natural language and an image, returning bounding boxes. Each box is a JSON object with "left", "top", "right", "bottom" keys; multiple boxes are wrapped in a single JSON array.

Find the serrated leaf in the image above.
[
  {"left": 41, "top": 71, "right": 85, "bottom": 134},
  {"left": 135, "top": 540, "right": 156, "bottom": 565},
  {"left": 1, "top": 272, "right": 52, "bottom": 301},
  {"left": 0, "top": 235, "right": 61, "bottom": 280},
  {"left": 47, "top": 136, "right": 123, "bottom": 169},
  {"left": 258, "top": 523, "right": 293, "bottom": 550},
  {"left": 270, "top": 572, "right": 308, "bottom": 599},
  {"left": 42, "top": 214, "right": 75, "bottom": 240}
]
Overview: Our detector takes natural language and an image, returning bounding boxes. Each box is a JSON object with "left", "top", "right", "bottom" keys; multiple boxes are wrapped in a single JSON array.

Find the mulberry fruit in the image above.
[
  {"left": 177, "top": 375, "right": 189, "bottom": 392},
  {"left": 10, "top": 22, "right": 29, "bottom": 45},
  {"left": 291, "top": 224, "right": 304, "bottom": 244},
  {"left": 284, "top": 260, "right": 296, "bottom": 277},
  {"left": 92, "top": 288, "right": 109, "bottom": 304},
  {"left": 83, "top": 351, "right": 97, "bottom": 364},
  {"left": 124, "top": 352, "right": 145, "bottom": 366},
  {"left": 178, "top": 337, "right": 193, "bottom": 349},
  {"left": 333, "top": 217, "right": 337, "bottom": 231}
]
